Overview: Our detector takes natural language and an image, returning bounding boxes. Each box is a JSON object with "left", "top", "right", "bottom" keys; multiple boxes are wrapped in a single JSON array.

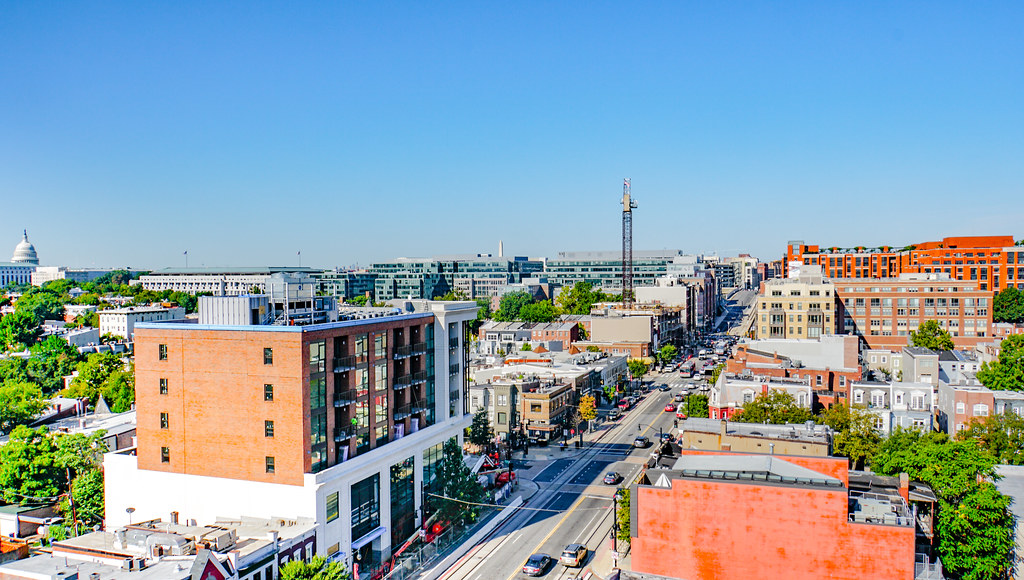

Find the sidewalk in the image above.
[{"left": 582, "top": 536, "right": 631, "bottom": 580}]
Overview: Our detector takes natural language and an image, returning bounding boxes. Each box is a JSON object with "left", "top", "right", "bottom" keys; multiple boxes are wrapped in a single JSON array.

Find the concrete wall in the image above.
[{"left": 591, "top": 316, "right": 652, "bottom": 344}]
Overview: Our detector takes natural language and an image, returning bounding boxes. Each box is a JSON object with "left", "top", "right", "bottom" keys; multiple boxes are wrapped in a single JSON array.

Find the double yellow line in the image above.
[{"left": 505, "top": 496, "right": 585, "bottom": 580}]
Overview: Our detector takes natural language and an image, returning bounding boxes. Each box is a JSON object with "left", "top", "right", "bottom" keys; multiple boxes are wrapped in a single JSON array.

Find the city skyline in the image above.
[{"left": 2, "top": 2, "right": 1022, "bottom": 268}]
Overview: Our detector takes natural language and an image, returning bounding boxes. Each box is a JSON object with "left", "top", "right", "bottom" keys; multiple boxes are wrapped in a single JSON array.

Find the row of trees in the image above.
[{"left": 731, "top": 390, "right": 1015, "bottom": 579}]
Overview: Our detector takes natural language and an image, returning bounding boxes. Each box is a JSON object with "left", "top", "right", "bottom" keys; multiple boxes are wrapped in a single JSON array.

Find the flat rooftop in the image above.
[{"left": 681, "top": 417, "right": 831, "bottom": 445}]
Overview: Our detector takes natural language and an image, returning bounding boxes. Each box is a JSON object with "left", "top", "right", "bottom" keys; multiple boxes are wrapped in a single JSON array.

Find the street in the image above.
[{"left": 439, "top": 371, "right": 680, "bottom": 580}]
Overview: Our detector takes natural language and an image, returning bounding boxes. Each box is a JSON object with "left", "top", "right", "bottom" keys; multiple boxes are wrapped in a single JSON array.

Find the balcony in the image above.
[
  {"left": 394, "top": 403, "right": 412, "bottom": 421},
  {"left": 333, "top": 355, "right": 357, "bottom": 372},
  {"left": 334, "top": 427, "right": 353, "bottom": 442},
  {"left": 333, "top": 389, "right": 357, "bottom": 407},
  {"left": 394, "top": 344, "right": 416, "bottom": 360},
  {"left": 412, "top": 341, "right": 429, "bottom": 355},
  {"left": 449, "top": 363, "right": 460, "bottom": 376},
  {"left": 449, "top": 337, "right": 460, "bottom": 349},
  {"left": 411, "top": 402, "right": 430, "bottom": 415},
  {"left": 412, "top": 370, "right": 429, "bottom": 384},
  {"left": 394, "top": 375, "right": 412, "bottom": 391}
]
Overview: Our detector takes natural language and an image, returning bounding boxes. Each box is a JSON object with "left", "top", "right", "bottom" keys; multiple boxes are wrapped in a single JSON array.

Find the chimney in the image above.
[
  {"left": 170, "top": 511, "right": 178, "bottom": 525},
  {"left": 228, "top": 550, "right": 239, "bottom": 571},
  {"left": 720, "top": 419, "right": 728, "bottom": 442},
  {"left": 769, "top": 443, "right": 775, "bottom": 455},
  {"left": 899, "top": 473, "right": 910, "bottom": 503}
]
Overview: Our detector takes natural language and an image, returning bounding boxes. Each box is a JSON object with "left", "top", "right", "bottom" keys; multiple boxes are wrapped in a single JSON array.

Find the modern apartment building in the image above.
[
  {"left": 543, "top": 250, "right": 689, "bottom": 292},
  {"left": 786, "top": 235, "right": 1021, "bottom": 292},
  {"left": 313, "top": 269, "right": 378, "bottom": 302},
  {"left": 835, "top": 273, "right": 994, "bottom": 351},
  {"left": 755, "top": 270, "right": 839, "bottom": 340},
  {"left": 138, "top": 267, "right": 321, "bottom": 295},
  {"left": 369, "top": 255, "right": 543, "bottom": 300},
  {"left": 103, "top": 299, "right": 478, "bottom": 575}
]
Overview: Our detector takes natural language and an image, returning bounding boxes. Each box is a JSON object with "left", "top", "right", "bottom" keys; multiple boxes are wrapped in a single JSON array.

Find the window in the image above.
[
  {"left": 265, "top": 456, "right": 276, "bottom": 473},
  {"left": 498, "top": 411, "right": 507, "bottom": 424},
  {"left": 530, "top": 403, "right": 541, "bottom": 413},
  {"left": 160, "top": 413, "right": 169, "bottom": 429},
  {"left": 159, "top": 378, "right": 168, "bottom": 395},
  {"left": 264, "top": 347, "right": 274, "bottom": 365},
  {"left": 351, "top": 474, "right": 381, "bottom": 540},
  {"left": 159, "top": 344, "right": 168, "bottom": 360},
  {"left": 264, "top": 384, "right": 274, "bottom": 401},
  {"left": 161, "top": 447, "right": 170, "bottom": 463},
  {"left": 265, "top": 420, "right": 275, "bottom": 437},
  {"left": 973, "top": 404, "right": 989, "bottom": 417},
  {"left": 326, "top": 492, "right": 339, "bottom": 523},
  {"left": 956, "top": 402, "right": 966, "bottom": 414}
]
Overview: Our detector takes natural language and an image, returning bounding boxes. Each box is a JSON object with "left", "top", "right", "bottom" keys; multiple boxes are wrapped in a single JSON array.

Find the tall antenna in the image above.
[{"left": 621, "top": 178, "right": 637, "bottom": 306}]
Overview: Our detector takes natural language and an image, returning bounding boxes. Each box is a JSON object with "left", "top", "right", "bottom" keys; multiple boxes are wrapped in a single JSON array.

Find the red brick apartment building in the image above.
[
  {"left": 834, "top": 274, "right": 994, "bottom": 351},
  {"left": 632, "top": 450, "right": 937, "bottom": 580},
  {"left": 726, "top": 342, "right": 861, "bottom": 409},
  {"left": 787, "top": 235, "right": 1022, "bottom": 292}
]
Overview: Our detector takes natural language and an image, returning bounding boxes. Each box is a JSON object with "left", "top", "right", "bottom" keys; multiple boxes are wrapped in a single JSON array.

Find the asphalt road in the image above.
[{"left": 440, "top": 372, "right": 679, "bottom": 580}]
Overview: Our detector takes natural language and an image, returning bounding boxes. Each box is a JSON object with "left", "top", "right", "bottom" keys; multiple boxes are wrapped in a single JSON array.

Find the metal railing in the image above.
[
  {"left": 449, "top": 337, "right": 459, "bottom": 349},
  {"left": 412, "top": 370, "right": 429, "bottom": 384},
  {"left": 412, "top": 341, "right": 429, "bottom": 354},
  {"left": 334, "top": 427, "right": 353, "bottom": 442},
  {"left": 449, "top": 363, "right": 460, "bottom": 376},
  {"left": 333, "top": 355, "right": 357, "bottom": 372},
  {"left": 394, "top": 403, "right": 412, "bottom": 421},
  {"left": 394, "top": 344, "right": 415, "bottom": 359},
  {"left": 333, "top": 389, "right": 357, "bottom": 407},
  {"left": 394, "top": 375, "right": 413, "bottom": 389}
]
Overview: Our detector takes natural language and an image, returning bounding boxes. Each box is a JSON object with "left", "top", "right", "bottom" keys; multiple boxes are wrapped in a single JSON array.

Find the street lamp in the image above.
[{"left": 125, "top": 507, "right": 135, "bottom": 525}]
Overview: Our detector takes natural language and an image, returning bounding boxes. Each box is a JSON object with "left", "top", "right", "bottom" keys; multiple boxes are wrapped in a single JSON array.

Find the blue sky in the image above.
[{"left": 1, "top": 2, "right": 1021, "bottom": 269}]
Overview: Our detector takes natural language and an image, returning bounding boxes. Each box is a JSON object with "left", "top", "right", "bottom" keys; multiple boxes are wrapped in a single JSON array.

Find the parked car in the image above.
[
  {"left": 660, "top": 432, "right": 673, "bottom": 443},
  {"left": 634, "top": 436, "right": 650, "bottom": 448},
  {"left": 608, "top": 408, "right": 622, "bottom": 420},
  {"left": 523, "top": 554, "right": 552, "bottom": 576},
  {"left": 676, "top": 410, "right": 688, "bottom": 419},
  {"left": 560, "top": 544, "right": 588, "bottom": 567},
  {"left": 617, "top": 399, "right": 630, "bottom": 410},
  {"left": 603, "top": 471, "right": 622, "bottom": 485}
]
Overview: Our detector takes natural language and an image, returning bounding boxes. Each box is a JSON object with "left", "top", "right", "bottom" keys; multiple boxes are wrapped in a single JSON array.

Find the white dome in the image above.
[{"left": 11, "top": 230, "right": 38, "bottom": 265}]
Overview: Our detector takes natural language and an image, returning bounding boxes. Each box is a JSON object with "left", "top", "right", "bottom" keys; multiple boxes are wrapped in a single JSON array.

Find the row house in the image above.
[
  {"left": 936, "top": 382, "right": 1024, "bottom": 434},
  {"left": 849, "top": 380, "right": 934, "bottom": 434},
  {"left": 709, "top": 373, "right": 812, "bottom": 420}
]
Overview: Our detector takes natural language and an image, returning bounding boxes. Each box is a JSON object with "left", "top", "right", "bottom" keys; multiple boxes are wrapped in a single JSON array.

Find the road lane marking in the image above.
[{"left": 505, "top": 496, "right": 585, "bottom": 580}]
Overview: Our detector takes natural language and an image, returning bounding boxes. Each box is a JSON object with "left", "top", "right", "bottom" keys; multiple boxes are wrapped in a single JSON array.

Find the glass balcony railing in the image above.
[
  {"left": 333, "top": 389, "right": 357, "bottom": 407},
  {"left": 394, "top": 375, "right": 412, "bottom": 390},
  {"left": 334, "top": 427, "right": 353, "bottom": 442},
  {"left": 333, "top": 356, "right": 356, "bottom": 372}
]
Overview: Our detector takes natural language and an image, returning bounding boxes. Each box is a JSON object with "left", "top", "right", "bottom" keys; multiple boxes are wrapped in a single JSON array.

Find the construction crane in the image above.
[{"left": 621, "top": 178, "right": 637, "bottom": 306}]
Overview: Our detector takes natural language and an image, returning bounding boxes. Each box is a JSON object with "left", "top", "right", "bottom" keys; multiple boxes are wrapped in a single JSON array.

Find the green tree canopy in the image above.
[
  {"left": 732, "top": 390, "right": 814, "bottom": 425},
  {"left": 518, "top": 300, "right": 558, "bottom": 323},
  {"left": 616, "top": 488, "right": 631, "bottom": 543},
  {"left": 62, "top": 353, "right": 134, "bottom": 410},
  {"left": 627, "top": 359, "right": 648, "bottom": 380},
  {"left": 494, "top": 291, "right": 534, "bottom": 322},
  {"left": 977, "top": 335, "right": 1024, "bottom": 391},
  {"left": 28, "top": 335, "right": 82, "bottom": 394},
  {"left": 555, "top": 282, "right": 613, "bottom": 316},
  {"left": 15, "top": 289, "right": 66, "bottom": 323},
  {"left": 0, "top": 381, "right": 48, "bottom": 433},
  {"left": 279, "top": 555, "right": 350, "bottom": 580},
  {"left": 683, "top": 394, "right": 709, "bottom": 418},
  {"left": 657, "top": 345, "right": 678, "bottom": 365},
  {"left": 956, "top": 410, "right": 1024, "bottom": 464},
  {"left": 818, "top": 404, "right": 881, "bottom": 469},
  {"left": 467, "top": 408, "right": 493, "bottom": 447},
  {"left": 0, "top": 426, "right": 64, "bottom": 503},
  {"left": 872, "top": 428, "right": 1012, "bottom": 580},
  {"left": 0, "top": 310, "right": 41, "bottom": 351},
  {"left": 994, "top": 287, "right": 1024, "bottom": 323},
  {"left": 431, "top": 439, "right": 487, "bottom": 524},
  {"left": 910, "top": 320, "right": 954, "bottom": 351}
]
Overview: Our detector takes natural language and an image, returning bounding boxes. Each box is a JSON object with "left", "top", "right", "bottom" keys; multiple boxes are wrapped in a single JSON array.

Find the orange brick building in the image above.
[
  {"left": 787, "top": 235, "right": 1022, "bottom": 292},
  {"left": 106, "top": 300, "right": 479, "bottom": 575},
  {"left": 631, "top": 451, "right": 936, "bottom": 580}
]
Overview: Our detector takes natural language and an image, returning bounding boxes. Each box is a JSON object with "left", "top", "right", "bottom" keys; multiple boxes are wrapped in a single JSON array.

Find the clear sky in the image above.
[{"left": 1, "top": 2, "right": 1022, "bottom": 269}]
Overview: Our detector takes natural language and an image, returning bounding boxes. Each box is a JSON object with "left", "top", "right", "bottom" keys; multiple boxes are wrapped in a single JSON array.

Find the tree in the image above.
[
  {"left": 578, "top": 395, "right": 598, "bottom": 427},
  {"left": 683, "top": 394, "right": 709, "bottom": 418},
  {"left": 657, "top": 345, "right": 678, "bottom": 366},
  {"left": 872, "top": 428, "right": 1012, "bottom": 580},
  {"left": 279, "top": 555, "right": 351, "bottom": 580},
  {"left": 994, "top": 287, "right": 1024, "bottom": 323},
  {"left": 732, "top": 390, "right": 814, "bottom": 425},
  {"left": 62, "top": 352, "right": 125, "bottom": 405},
  {"left": 28, "top": 335, "right": 81, "bottom": 394},
  {"left": 977, "top": 335, "right": 1024, "bottom": 391},
  {"left": 627, "top": 360, "right": 648, "bottom": 381},
  {"left": 910, "top": 320, "right": 954, "bottom": 351},
  {"left": 956, "top": 410, "right": 1024, "bottom": 465},
  {"left": 709, "top": 363, "right": 724, "bottom": 385},
  {"left": 348, "top": 295, "right": 369, "bottom": 306},
  {"left": 15, "top": 290, "right": 66, "bottom": 323},
  {"left": 616, "top": 488, "right": 631, "bottom": 543},
  {"left": 432, "top": 439, "right": 487, "bottom": 524},
  {"left": 520, "top": 343, "right": 532, "bottom": 351},
  {"left": 0, "top": 381, "right": 48, "bottom": 432},
  {"left": 0, "top": 426, "right": 63, "bottom": 504},
  {"left": 438, "top": 290, "right": 469, "bottom": 301},
  {"left": 0, "top": 310, "right": 41, "bottom": 350},
  {"left": 519, "top": 300, "right": 558, "bottom": 323},
  {"left": 64, "top": 468, "right": 105, "bottom": 528},
  {"left": 556, "top": 282, "right": 609, "bottom": 316},
  {"left": 818, "top": 404, "right": 881, "bottom": 469},
  {"left": 468, "top": 408, "right": 493, "bottom": 447},
  {"left": 494, "top": 291, "right": 534, "bottom": 322}
]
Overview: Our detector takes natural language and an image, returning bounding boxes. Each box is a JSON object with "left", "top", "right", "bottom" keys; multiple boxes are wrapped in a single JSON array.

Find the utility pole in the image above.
[{"left": 621, "top": 179, "right": 638, "bottom": 307}]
